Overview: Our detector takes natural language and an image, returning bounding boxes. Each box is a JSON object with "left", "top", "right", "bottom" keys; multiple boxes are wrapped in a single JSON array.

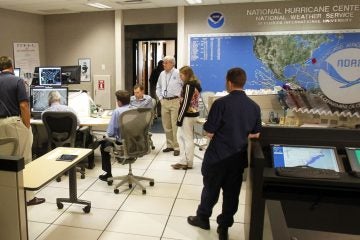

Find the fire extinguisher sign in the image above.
[{"left": 98, "top": 80, "right": 105, "bottom": 90}]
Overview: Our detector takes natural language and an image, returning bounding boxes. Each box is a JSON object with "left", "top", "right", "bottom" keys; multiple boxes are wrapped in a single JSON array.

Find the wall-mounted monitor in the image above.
[
  {"left": 30, "top": 86, "right": 68, "bottom": 118},
  {"left": 14, "top": 68, "right": 20, "bottom": 77},
  {"left": 61, "top": 65, "right": 81, "bottom": 84},
  {"left": 39, "top": 67, "right": 62, "bottom": 86},
  {"left": 271, "top": 144, "right": 342, "bottom": 172}
]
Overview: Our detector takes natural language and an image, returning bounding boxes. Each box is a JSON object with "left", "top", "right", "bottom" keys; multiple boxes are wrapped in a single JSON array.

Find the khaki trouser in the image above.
[
  {"left": 0, "top": 116, "right": 34, "bottom": 200},
  {"left": 161, "top": 98, "right": 180, "bottom": 150}
]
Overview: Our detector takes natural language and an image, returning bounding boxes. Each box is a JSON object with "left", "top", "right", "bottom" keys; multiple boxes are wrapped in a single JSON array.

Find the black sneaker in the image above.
[
  {"left": 99, "top": 173, "right": 112, "bottom": 181},
  {"left": 162, "top": 147, "right": 174, "bottom": 152},
  {"left": 187, "top": 216, "right": 210, "bottom": 230}
]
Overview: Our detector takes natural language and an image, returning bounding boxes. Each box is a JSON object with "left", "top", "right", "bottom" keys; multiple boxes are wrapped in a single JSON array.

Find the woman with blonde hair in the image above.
[{"left": 171, "top": 66, "right": 202, "bottom": 170}]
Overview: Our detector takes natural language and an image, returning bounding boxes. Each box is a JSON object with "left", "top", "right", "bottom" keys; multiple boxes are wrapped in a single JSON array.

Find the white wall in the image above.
[
  {"left": 44, "top": 11, "right": 115, "bottom": 97},
  {"left": 0, "top": 8, "right": 46, "bottom": 65}
]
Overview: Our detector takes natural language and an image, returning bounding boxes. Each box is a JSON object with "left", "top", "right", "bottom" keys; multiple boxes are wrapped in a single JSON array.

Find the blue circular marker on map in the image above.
[{"left": 208, "top": 12, "right": 224, "bottom": 29}]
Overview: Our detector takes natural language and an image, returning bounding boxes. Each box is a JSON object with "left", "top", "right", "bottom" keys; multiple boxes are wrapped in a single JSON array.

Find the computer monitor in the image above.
[
  {"left": 14, "top": 68, "right": 20, "bottom": 77},
  {"left": 61, "top": 65, "right": 81, "bottom": 84},
  {"left": 30, "top": 86, "right": 68, "bottom": 118},
  {"left": 271, "top": 144, "right": 342, "bottom": 172},
  {"left": 345, "top": 147, "right": 360, "bottom": 173},
  {"left": 39, "top": 67, "right": 62, "bottom": 86}
]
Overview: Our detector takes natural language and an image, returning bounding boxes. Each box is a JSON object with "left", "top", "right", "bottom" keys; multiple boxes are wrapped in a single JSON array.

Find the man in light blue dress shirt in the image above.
[
  {"left": 156, "top": 56, "right": 183, "bottom": 156},
  {"left": 130, "top": 84, "right": 153, "bottom": 109},
  {"left": 98, "top": 90, "right": 130, "bottom": 181}
]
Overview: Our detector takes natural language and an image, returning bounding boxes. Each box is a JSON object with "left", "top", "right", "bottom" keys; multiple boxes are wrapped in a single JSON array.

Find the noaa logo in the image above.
[
  {"left": 208, "top": 12, "right": 224, "bottom": 29},
  {"left": 318, "top": 47, "right": 360, "bottom": 104}
]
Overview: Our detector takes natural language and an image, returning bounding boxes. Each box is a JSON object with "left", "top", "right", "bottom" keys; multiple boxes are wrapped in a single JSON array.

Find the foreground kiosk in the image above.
[
  {"left": 248, "top": 126, "right": 360, "bottom": 240},
  {"left": 0, "top": 156, "right": 27, "bottom": 240}
]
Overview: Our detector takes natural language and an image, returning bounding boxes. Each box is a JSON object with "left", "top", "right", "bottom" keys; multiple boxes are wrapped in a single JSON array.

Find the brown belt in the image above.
[{"left": 163, "top": 96, "right": 178, "bottom": 100}]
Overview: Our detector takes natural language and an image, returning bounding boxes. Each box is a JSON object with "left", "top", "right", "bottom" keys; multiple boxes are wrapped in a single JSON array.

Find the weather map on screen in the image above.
[
  {"left": 272, "top": 145, "right": 340, "bottom": 172},
  {"left": 39, "top": 67, "right": 61, "bottom": 86}
]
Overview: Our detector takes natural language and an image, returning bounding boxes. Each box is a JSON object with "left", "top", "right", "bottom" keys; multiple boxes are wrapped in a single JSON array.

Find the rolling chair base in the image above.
[{"left": 108, "top": 174, "right": 154, "bottom": 194}]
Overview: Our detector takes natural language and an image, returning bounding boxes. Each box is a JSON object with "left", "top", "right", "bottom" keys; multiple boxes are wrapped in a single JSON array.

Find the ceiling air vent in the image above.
[
  {"left": 116, "top": 0, "right": 151, "bottom": 4},
  {"left": 39, "top": 8, "right": 75, "bottom": 14}
]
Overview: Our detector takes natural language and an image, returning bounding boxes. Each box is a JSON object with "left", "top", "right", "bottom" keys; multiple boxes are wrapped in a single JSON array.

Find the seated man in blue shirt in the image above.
[
  {"left": 98, "top": 90, "right": 131, "bottom": 181},
  {"left": 130, "top": 84, "right": 153, "bottom": 109},
  {"left": 43, "top": 90, "right": 80, "bottom": 126}
]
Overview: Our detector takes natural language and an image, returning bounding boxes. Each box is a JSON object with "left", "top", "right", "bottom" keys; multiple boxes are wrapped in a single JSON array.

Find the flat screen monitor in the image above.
[
  {"left": 30, "top": 86, "right": 68, "bottom": 115},
  {"left": 271, "top": 144, "right": 342, "bottom": 172},
  {"left": 39, "top": 67, "right": 62, "bottom": 86},
  {"left": 14, "top": 68, "right": 20, "bottom": 77},
  {"left": 61, "top": 65, "right": 81, "bottom": 84},
  {"left": 345, "top": 147, "right": 360, "bottom": 173}
]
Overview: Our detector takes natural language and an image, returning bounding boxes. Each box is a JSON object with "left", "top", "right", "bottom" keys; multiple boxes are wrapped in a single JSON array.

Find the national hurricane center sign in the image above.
[{"left": 245, "top": 3, "right": 359, "bottom": 26}]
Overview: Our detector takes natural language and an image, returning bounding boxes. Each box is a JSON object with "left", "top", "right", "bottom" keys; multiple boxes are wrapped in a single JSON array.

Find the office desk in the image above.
[
  {"left": 31, "top": 116, "right": 110, "bottom": 159},
  {"left": 24, "top": 147, "right": 93, "bottom": 213}
]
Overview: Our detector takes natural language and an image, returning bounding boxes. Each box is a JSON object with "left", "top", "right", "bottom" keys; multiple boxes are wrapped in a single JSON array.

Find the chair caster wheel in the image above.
[
  {"left": 81, "top": 174, "right": 85, "bottom": 179},
  {"left": 83, "top": 206, "right": 91, "bottom": 213},
  {"left": 128, "top": 184, "right": 132, "bottom": 189},
  {"left": 107, "top": 180, "right": 113, "bottom": 186},
  {"left": 150, "top": 181, "right": 154, "bottom": 186},
  {"left": 57, "top": 202, "right": 64, "bottom": 209},
  {"left": 142, "top": 189, "right": 146, "bottom": 194},
  {"left": 56, "top": 177, "right": 61, "bottom": 182},
  {"left": 114, "top": 189, "right": 119, "bottom": 194}
]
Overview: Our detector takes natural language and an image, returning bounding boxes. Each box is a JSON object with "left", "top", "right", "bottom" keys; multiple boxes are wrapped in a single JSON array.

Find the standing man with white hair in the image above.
[{"left": 156, "top": 56, "right": 183, "bottom": 156}]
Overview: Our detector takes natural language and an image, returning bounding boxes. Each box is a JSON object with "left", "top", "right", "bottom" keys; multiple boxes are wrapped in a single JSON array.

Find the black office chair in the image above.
[
  {"left": 107, "top": 108, "right": 154, "bottom": 194},
  {"left": 0, "top": 137, "right": 18, "bottom": 156},
  {"left": 42, "top": 111, "right": 85, "bottom": 180}
]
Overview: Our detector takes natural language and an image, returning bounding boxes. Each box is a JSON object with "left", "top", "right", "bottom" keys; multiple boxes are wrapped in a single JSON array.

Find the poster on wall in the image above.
[
  {"left": 189, "top": 31, "right": 360, "bottom": 116},
  {"left": 78, "top": 58, "right": 91, "bottom": 82},
  {"left": 13, "top": 42, "right": 40, "bottom": 81}
]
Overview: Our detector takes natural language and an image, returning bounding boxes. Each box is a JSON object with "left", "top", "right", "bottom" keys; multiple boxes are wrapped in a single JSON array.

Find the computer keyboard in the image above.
[{"left": 275, "top": 167, "right": 340, "bottom": 180}]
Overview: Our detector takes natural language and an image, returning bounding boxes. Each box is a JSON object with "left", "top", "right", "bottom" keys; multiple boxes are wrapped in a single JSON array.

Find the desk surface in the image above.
[
  {"left": 23, "top": 147, "right": 92, "bottom": 190},
  {"left": 31, "top": 116, "right": 110, "bottom": 126}
]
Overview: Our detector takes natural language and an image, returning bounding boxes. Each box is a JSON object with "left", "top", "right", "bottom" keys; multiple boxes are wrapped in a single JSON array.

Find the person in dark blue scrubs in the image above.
[{"left": 187, "top": 67, "right": 261, "bottom": 240}]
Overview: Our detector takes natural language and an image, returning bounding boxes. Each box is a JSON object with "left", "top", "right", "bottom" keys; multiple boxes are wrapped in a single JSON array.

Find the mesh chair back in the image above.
[
  {"left": 119, "top": 108, "right": 152, "bottom": 158},
  {"left": 42, "top": 111, "right": 77, "bottom": 150},
  {"left": 0, "top": 137, "right": 18, "bottom": 156}
]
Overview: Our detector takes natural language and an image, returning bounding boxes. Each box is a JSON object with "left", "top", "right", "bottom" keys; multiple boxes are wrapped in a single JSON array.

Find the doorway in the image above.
[{"left": 133, "top": 39, "right": 176, "bottom": 96}]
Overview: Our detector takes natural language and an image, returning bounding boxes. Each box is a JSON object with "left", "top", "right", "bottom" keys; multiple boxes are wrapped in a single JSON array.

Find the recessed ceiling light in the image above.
[
  {"left": 186, "top": 0, "right": 203, "bottom": 5},
  {"left": 87, "top": 2, "right": 112, "bottom": 9}
]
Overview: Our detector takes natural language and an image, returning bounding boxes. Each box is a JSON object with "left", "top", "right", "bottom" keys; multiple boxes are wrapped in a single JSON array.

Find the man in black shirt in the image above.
[
  {"left": 187, "top": 67, "right": 261, "bottom": 240},
  {"left": 0, "top": 56, "right": 45, "bottom": 206}
]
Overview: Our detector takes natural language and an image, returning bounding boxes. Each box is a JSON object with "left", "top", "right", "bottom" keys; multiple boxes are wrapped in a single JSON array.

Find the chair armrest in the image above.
[{"left": 78, "top": 126, "right": 90, "bottom": 133}]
